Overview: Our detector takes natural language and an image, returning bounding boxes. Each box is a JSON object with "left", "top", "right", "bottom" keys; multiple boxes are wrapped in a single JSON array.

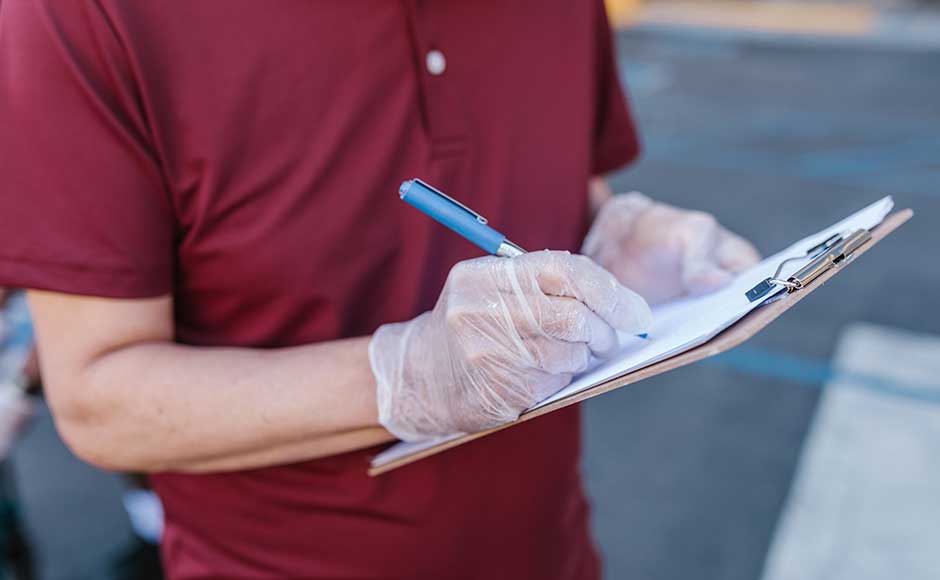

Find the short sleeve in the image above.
[
  {"left": 591, "top": 0, "right": 642, "bottom": 175},
  {"left": 0, "top": 0, "right": 174, "bottom": 298}
]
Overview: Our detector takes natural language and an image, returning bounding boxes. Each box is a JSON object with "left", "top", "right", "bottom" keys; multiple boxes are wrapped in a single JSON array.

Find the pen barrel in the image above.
[{"left": 399, "top": 180, "right": 507, "bottom": 255}]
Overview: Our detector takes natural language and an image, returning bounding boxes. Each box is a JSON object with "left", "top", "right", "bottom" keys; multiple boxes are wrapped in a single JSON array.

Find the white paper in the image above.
[{"left": 373, "top": 196, "right": 895, "bottom": 468}]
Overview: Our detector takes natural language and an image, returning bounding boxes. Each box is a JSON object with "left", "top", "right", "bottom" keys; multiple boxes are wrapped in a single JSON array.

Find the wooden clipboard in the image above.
[{"left": 369, "top": 209, "right": 913, "bottom": 476}]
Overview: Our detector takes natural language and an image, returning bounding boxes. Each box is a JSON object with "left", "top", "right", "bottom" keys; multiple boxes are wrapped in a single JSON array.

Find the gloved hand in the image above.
[
  {"left": 370, "top": 250, "right": 651, "bottom": 441},
  {"left": 582, "top": 193, "right": 761, "bottom": 305}
]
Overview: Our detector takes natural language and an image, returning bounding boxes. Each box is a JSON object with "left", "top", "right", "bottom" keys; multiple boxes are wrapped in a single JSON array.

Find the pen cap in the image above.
[{"left": 399, "top": 179, "right": 506, "bottom": 255}]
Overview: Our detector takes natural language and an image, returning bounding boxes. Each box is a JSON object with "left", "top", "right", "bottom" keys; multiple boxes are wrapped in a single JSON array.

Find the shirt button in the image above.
[{"left": 425, "top": 49, "right": 447, "bottom": 76}]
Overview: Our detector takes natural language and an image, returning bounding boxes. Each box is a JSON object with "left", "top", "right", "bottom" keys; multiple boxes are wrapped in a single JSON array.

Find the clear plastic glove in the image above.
[
  {"left": 369, "top": 250, "right": 652, "bottom": 441},
  {"left": 582, "top": 193, "right": 761, "bottom": 305}
]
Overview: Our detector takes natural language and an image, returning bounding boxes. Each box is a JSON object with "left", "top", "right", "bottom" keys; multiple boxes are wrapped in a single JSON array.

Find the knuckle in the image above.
[
  {"left": 530, "top": 340, "right": 579, "bottom": 375},
  {"left": 554, "top": 311, "right": 587, "bottom": 341},
  {"left": 570, "top": 254, "right": 595, "bottom": 274},
  {"left": 685, "top": 211, "right": 718, "bottom": 229},
  {"left": 527, "top": 341, "right": 553, "bottom": 370},
  {"left": 541, "top": 249, "right": 570, "bottom": 269},
  {"left": 448, "top": 256, "right": 501, "bottom": 286},
  {"left": 536, "top": 268, "right": 563, "bottom": 288},
  {"left": 465, "top": 348, "right": 491, "bottom": 368},
  {"left": 571, "top": 253, "right": 592, "bottom": 266},
  {"left": 444, "top": 304, "right": 474, "bottom": 331},
  {"left": 447, "top": 261, "right": 474, "bottom": 285}
]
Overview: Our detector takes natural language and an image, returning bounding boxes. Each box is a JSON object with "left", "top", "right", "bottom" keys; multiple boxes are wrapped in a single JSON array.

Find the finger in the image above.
[
  {"left": 684, "top": 263, "right": 734, "bottom": 296},
  {"left": 676, "top": 211, "right": 721, "bottom": 275},
  {"left": 581, "top": 192, "right": 652, "bottom": 257},
  {"left": 447, "top": 293, "right": 618, "bottom": 360},
  {"left": 460, "top": 324, "right": 592, "bottom": 378},
  {"left": 528, "top": 370, "right": 574, "bottom": 405},
  {"left": 526, "top": 337, "right": 592, "bottom": 376},
  {"left": 540, "top": 296, "right": 620, "bottom": 359},
  {"left": 518, "top": 251, "right": 652, "bottom": 335},
  {"left": 675, "top": 212, "right": 737, "bottom": 295},
  {"left": 714, "top": 230, "right": 761, "bottom": 272}
]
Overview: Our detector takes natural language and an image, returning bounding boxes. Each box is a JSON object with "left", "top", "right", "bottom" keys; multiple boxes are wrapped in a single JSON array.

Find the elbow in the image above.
[
  {"left": 56, "top": 419, "right": 128, "bottom": 472},
  {"left": 47, "top": 380, "right": 162, "bottom": 473},
  {"left": 50, "top": 395, "right": 130, "bottom": 472},
  {"left": 56, "top": 421, "right": 127, "bottom": 471}
]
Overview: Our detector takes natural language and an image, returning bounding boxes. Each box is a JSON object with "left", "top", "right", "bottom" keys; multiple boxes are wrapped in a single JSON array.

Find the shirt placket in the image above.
[{"left": 404, "top": 0, "right": 470, "bottom": 160}]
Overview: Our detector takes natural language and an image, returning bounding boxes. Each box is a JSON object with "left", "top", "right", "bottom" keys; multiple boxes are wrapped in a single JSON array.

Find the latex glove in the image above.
[
  {"left": 370, "top": 250, "right": 651, "bottom": 440},
  {"left": 582, "top": 193, "right": 760, "bottom": 305}
]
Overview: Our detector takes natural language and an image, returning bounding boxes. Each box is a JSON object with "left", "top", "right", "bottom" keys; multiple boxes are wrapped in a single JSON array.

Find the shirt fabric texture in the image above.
[{"left": 0, "top": 1, "right": 640, "bottom": 578}]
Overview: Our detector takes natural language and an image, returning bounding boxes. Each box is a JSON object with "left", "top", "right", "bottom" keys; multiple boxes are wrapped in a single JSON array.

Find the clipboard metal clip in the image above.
[{"left": 745, "top": 229, "right": 872, "bottom": 303}]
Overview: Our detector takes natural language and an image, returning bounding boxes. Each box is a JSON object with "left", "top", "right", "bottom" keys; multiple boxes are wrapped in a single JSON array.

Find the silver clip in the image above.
[
  {"left": 413, "top": 179, "right": 489, "bottom": 225},
  {"left": 745, "top": 229, "right": 870, "bottom": 303},
  {"left": 787, "top": 229, "right": 871, "bottom": 290}
]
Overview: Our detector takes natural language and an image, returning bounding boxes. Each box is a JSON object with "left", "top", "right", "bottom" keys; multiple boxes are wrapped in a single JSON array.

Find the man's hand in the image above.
[
  {"left": 582, "top": 193, "right": 761, "bottom": 305},
  {"left": 369, "top": 251, "right": 652, "bottom": 441}
]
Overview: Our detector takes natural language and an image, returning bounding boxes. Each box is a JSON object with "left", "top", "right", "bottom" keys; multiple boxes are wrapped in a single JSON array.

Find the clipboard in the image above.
[{"left": 369, "top": 208, "right": 913, "bottom": 476}]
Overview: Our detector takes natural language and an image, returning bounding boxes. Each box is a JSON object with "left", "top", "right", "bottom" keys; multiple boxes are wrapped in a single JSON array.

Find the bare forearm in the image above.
[
  {"left": 48, "top": 335, "right": 392, "bottom": 473},
  {"left": 178, "top": 425, "right": 392, "bottom": 473}
]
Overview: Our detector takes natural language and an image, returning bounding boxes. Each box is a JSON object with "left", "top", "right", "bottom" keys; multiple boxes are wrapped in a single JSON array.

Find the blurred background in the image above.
[{"left": 2, "top": 0, "right": 938, "bottom": 578}]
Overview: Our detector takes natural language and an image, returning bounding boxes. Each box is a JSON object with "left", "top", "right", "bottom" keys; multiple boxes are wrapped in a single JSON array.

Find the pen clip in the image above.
[{"left": 412, "top": 179, "right": 488, "bottom": 225}]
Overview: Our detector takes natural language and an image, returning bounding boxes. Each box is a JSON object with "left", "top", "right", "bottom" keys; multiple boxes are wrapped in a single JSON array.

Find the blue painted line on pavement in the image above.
[{"left": 705, "top": 345, "right": 940, "bottom": 405}]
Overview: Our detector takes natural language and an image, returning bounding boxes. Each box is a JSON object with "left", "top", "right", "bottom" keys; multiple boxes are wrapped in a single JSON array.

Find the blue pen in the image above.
[
  {"left": 399, "top": 179, "right": 525, "bottom": 258},
  {"left": 398, "top": 178, "right": 649, "bottom": 339}
]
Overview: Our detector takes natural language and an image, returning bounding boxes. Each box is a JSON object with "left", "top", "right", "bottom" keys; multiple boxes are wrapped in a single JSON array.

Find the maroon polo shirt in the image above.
[{"left": 0, "top": 1, "right": 641, "bottom": 578}]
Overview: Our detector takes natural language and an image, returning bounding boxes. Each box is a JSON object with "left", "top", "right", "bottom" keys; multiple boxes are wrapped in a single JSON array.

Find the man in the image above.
[{"left": 0, "top": 1, "right": 758, "bottom": 578}]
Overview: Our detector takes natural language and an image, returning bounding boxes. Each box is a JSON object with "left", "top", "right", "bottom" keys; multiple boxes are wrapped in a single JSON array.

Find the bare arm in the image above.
[
  {"left": 28, "top": 291, "right": 393, "bottom": 474},
  {"left": 30, "top": 180, "right": 616, "bottom": 474}
]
